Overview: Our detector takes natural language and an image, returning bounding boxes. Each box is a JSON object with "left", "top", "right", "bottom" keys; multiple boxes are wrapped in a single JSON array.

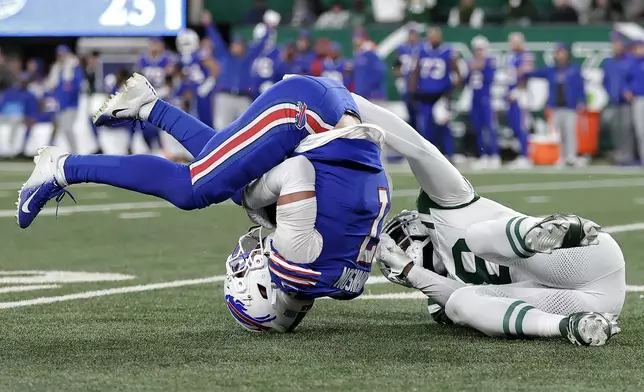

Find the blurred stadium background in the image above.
[
  {"left": 3, "top": 2, "right": 644, "bottom": 391},
  {"left": 1, "top": 0, "right": 644, "bottom": 168}
]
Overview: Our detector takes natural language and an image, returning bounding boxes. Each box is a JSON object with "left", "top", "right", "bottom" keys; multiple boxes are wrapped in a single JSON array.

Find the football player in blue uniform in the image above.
[
  {"left": 467, "top": 36, "right": 500, "bottom": 170},
  {"left": 321, "top": 42, "right": 348, "bottom": 86},
  {"left": 506, "top": 32, "right": 534, "bottom": 168},
  {"left": 250, "top": 23, "right": 281, "bottom": 100},
  {"left": 393, "top": 24, "right": 421, "bottom": 130},
  {"left": 176, "top": 29, "right": 219, "bottom": 128},
  {"left": 409, "top": 27, "right": 461, "bottom": 159},
  {"left": 17, "top": 73, "right": 390, "bottom": 333},
  {"left": 135, "top": 38, "right": 176, "bottom": 154}
]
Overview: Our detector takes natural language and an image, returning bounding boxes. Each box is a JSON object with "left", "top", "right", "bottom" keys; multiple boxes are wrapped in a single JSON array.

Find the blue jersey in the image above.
[
  {"left": 36, "top": 92, "right": 59, "bottom": 123},
  {"left": 396, "top": 42, "right": 419, "bottom": 79},
  {"left": 415, "top": 43, "right": 454, "bottom": 94},
  {"left": 251, "top": 47, "right": 280, "bottom": 98},
  {"left": 137, "top": 51, "right": 176, "bottom": 88},
  {"left": 0, "top": 87, "right": 39, "bottom": 119},
  {"left": 507, "top": 50, "right": 535, "bottom": 91},
  {"left": 468, "top": 57, "right": 496, "bottom": 103},
  {"left": 603, "top": 54, "right": 634, "bottom": 105},
  {"left": 352, "top": 50, "right": 386, "bottom": 100},
  {"left": 269, "top": 158, "right": 390, "bottom": 300},
  {"left": 180, "top": 50, "right": 210, "bottom": 85},
  {"left": 295, "top": 50, "right": 316, "bottom": 74},
  {"left": 627, "top": 56, "right": 644, "bottom": 97},
  {"left": 321, "top": 58, "right": 348, "bottom": 86}
]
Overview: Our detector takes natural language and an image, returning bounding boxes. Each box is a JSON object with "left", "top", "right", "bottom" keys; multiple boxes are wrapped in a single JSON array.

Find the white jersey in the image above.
[{"left": 417, "top": 191, "right": 523, "bottom": 285}]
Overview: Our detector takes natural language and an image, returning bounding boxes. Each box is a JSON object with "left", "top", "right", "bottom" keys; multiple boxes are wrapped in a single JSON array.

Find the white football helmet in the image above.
[
  {"left": 377, "top": 210, "right": 434, "bottom": 286},
  {"left": 471, "top": 35, "right": 489, "bottom": 50},
  {"left": 176, "top": 29, "right": 199, "bottom": 56},
  {"left": 224, "top": 227, "right": 314, "bottom": 333}
]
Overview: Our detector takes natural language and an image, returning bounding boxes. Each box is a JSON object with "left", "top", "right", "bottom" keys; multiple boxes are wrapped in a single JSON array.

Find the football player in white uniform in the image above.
[{"left": 352, "top": 94, "right": 625, "bottom": 346}]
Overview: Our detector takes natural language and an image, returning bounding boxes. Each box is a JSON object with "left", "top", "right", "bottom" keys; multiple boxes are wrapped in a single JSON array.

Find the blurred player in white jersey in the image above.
[{"left": 352, "top": 95, "right": 625, "bottom": 346}]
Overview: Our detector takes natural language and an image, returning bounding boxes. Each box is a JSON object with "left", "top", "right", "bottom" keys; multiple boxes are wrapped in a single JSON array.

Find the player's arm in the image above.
[
  {"left": 202, "top": 12, "right": 230, "bottom": 60},
  {"left": 392, "top": 51, "right": 403, "bottom": 78},
  {"left": 352, "top": 93, "right": 475, "bottom": 207},
  {"left": 377, "top": 235, "right": 465, "bottom": 307},
  {"left": 197, "top": 57, "right": 219, "bottom": 97},
  {"left": 246, "top": 27, "right": 271, "bottom": 61},
  {"left": 450, "top": 53, "right": 462, "bottom": 88},
  {"left": 575, "top": 65, "right": 587, "bottom": 111},
  {"left": 243, "top": 155, "right": 321, "bottom": 264},
  {"left": 408, "top": 54, "right": 420, "bottom": 95}
]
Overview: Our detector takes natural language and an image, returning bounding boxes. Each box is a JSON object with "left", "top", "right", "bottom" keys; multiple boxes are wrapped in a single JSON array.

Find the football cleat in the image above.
[
  {"left": 565, "top": 312, "right": 620, "bottom": 346},
  {"left": 16, "top": 146, "right": 74, "bottom": 229},
  {"left": 92, "top": 72, "right": 158, "bottom": 127},
  {"left": 523, "top": 214, "right": 601, "bottom": 254}
]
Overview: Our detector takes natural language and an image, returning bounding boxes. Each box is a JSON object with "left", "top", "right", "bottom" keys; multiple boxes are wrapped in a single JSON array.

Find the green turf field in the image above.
[{"left": 1, "top": 164, "right": 644, "bottom": 391}]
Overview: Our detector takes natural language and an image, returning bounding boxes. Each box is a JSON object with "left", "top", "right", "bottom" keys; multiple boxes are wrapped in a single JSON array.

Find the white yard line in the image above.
[
  {"left": 386, "top": 164, "right": 644, "bottom": 176},
  {"left": 118, "top": 211, "right": 160, "bottom": 220},
  {"left": 2, "top": 178, "right": 644, "bottom": 219},
  {"left": 0, "top": 276, "right": 225, "bottom": 310},
  {"left": 1, "top": 217, "right": 644, "bottom": 310},
  {"left": 0, "top": 285, "right": 60, "bottom": 294},
  {"left": 392, "top": 178, "right": 644, "bottom": 198}
]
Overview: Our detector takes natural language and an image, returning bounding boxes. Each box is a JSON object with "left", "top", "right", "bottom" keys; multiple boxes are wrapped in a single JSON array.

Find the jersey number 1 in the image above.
[{"left": 357, "top": 188, "right": 390, "bottom": 265}]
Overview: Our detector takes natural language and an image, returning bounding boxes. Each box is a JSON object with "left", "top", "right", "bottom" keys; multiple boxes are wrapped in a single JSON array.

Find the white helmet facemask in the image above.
[
  {"left": 224, "top": 227, "right": 314, "bottom": 333},
  {"left": 377, "top": 210, "right": 436, "bottom": 285}
]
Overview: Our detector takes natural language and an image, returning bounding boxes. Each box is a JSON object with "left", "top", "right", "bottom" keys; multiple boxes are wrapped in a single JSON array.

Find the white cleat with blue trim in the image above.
[{"left": 16, "top": 146, "right": 74, "bottom": 229}]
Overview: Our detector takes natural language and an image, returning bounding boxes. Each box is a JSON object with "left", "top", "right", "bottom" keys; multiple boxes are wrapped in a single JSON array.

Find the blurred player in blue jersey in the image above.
[
  {"left": 351, "top": 31, "right": 387, "bottom": 102},
  {"left": 393, "top": 24, "right": 422, "bottom": 130},
  {"left": 176, "top": 29, "right": 219, "bottom": 128},
  {"left": 135, "top": 37, "right": 176, "bottom": 154},
  {"left": 203, "top": 13, "right": 270, "bottom": 129},
  {"left": 0, "top": 73, "right": 38, "bottom": 157},
  {"left": 47, "top": 45, "right": 85, "bottom": 154},
  {"left": 602, "top": 32, "right": 635, "bottom": 165},
  {"left": 17, "top": 73, "right": 390, "bottom": 334},
  {"left": 505, "top": 32, "right": 534, "bottom": 168},
  {"left": 250, "top": 23, "right": 280, "bottom": 100},
  {"left": 321, "top": 42, "right": 348, "bottom": 85},
  {"left": 467, "top": 36, "right": 500, "bottom": 170},
  {"left": 294, "top": 30, "right": 316, "bottom": 74},
  {"left": 625, "top": 39, "right": 644, "bottom": 165},
  {"left": 410, "top": 27, "right": 461, "bottom": 159},
  {"left": 274, "top": 43, "right": 306, "bottom": 80}
]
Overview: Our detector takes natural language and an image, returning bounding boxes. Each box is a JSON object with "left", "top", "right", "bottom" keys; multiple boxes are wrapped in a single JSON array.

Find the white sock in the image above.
[
  {"left": 464, "top": 215, "right": 542, "bottom": 266},
  {"left": 138, "top": 98, "right": 158, "bottom": 121},
  {"left": 445, "top": 286, "right": 565, "bottom": 338},
  {"left": 56, "top": 155, "right": 68, "bottom": 187}
]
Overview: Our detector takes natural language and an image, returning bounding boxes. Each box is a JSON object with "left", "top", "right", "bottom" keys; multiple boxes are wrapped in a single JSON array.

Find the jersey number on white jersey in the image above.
[{"left": 452, "top": 239, "right": 511, "bottom": 284}]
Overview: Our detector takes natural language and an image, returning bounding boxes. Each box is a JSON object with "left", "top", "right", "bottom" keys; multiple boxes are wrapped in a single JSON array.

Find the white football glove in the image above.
[{"left": 376, "top": 233, "right": 414, "bottom": 288}]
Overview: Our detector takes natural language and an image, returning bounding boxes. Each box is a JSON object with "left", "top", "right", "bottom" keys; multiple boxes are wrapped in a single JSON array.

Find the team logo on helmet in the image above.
[
  {"left": 225, "top": 294, "right": 276, "bottom": 331},
  {"left": 295, "top": 101, "right": 308, "bottom": 130}
]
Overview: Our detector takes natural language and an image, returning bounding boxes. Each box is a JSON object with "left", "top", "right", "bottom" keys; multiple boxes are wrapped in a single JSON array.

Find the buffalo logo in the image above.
[
  {"left": 295, "top": 101, "right": 307, "bottom": 130},
  {"left": 0, "top": 0, "right": 26, "bottom": 20}
]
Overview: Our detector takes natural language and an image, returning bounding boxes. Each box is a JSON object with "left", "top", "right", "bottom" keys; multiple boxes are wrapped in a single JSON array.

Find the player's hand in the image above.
[
  {"left": 577, "top": 104, "right": 586, "bottom": 113},
  {"left": 376, "top": 234, "right": 414, "bottom": 288},
  {"left": 624, "top": 91, "right": 634, "bottom": 102},
  {"left": 201, "top": 11, "right": 212, "bottom": 26}
]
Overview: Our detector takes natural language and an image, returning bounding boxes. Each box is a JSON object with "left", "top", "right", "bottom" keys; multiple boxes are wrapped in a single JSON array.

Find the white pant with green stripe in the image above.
[{"left": 443, "top": 216, "right": 625, "bottom": 338}]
